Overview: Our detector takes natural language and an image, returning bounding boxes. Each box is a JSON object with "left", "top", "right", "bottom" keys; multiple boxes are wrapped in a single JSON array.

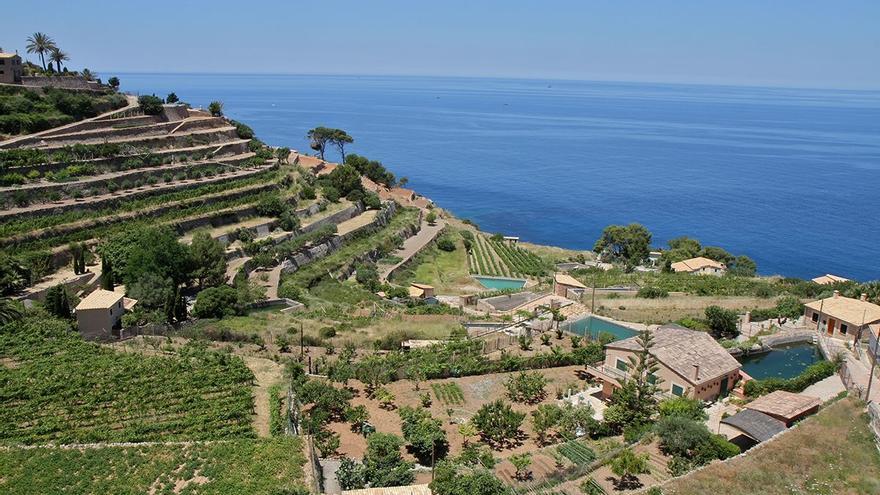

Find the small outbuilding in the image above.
[
  {"left": 408, "top": 283, "right": 435, "bottom": 299},
  {"left": 743, "top": 390, "right": 821, "bottom": 426},
  {"left": 804, "top": 290, "right": 880, "bottom": 341},
  {"left": 720, "top": 408, "right": 787, "bottom": 450},
  {"left": 811, "top": 273, "right": 850, "bottom": 285},
  {"left": 74, "top": 289, "right": 137, "bottom": 340},
  {"left": 553, "top": 273, "right": 587, "bottom": 298}
]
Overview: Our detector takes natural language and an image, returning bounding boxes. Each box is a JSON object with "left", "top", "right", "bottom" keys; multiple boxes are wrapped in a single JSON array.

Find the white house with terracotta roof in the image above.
[
  {"left": 74, "top": 289, "right": 137, "bottom": 340},
  {"left": 804, "top": 290, "right": 880, "bottom": 341},
  {"left": 587, "top": 324, "right": 741, "bottom": 401},
  {"left": 670, "top": 256, "right": 726, "bottom": 276},
  {"left": 811, "top": 273, "right": 850, "bottom": 285},
  {"left": 553, "top": 273, "right": 587, "bottom": 298}
]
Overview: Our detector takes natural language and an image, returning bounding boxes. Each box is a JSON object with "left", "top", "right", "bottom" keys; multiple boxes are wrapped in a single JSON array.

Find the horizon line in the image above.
[{"left": 94, "top": 70, "right": 880, "bottom": 93}]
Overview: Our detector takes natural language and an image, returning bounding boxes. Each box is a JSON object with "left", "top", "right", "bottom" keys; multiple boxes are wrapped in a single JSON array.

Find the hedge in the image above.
[{"left": 744, "top": 359, "right": 840, "bottom": 397}]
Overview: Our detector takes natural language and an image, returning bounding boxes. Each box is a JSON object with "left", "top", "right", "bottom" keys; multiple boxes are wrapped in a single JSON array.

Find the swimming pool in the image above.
[
  {"left": 474, "top": 276, "right": 527, "bottom": 290},
  {"left": 565, "top": 316, "right": 639, "bottom": 341},
  {"left": 738, "top": 343, "right": 824, "bottom": 380}
]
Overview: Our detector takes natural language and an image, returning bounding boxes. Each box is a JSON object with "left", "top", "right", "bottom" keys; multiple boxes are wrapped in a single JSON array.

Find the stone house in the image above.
[
  {"left": 670, "top": 256, "right": 726, "bottom": 275},
  {"left": 587, "top": 324, "right": 742, "bottom": 401},
  {"left": 0, "top": 52, "right": 23, "bottom": 84},
  {"left": 553, "top": 273, "right": 587, "bottom": 298},
  {"left": 803, "top": 290, "right": 880, "bottom": 341},
  {"left": 74, "top": 289, "right": 137, "bottom": 340}
]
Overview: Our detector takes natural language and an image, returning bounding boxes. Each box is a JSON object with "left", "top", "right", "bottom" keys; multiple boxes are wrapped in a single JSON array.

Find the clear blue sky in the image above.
[{"left": 4, "top": 0, "right": 879, "bottom": 89}]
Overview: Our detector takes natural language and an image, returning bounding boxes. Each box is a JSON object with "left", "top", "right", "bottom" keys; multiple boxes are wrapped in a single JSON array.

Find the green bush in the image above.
[
  {"left": 192, "top": 285, "right": 240, "bottom": 319},
  {"left": 437, "top": 238, "right": 456, "bottom": 252},
  {"left": 137, "top": 94, "right": 164, "bottom": 115},
  {"left": 637, "top": 286, "right": 668, "bottom": 299}
]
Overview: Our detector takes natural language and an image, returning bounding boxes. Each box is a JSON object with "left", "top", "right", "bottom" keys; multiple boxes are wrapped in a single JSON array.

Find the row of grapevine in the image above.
[
  {"left": 0, "top": 316, "right": 257, "bottom": 445},
  {"left": 556, "top": 440, "right": 596, "bottom": 466},
  {"left": 489, "top": 239, "right": 548, "bottom": 276}
]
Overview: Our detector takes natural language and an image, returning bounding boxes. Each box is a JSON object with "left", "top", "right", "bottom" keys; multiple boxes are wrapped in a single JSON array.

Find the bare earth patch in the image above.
[{"left": 244, "top": 356, "right": 285, "bottom": 437}]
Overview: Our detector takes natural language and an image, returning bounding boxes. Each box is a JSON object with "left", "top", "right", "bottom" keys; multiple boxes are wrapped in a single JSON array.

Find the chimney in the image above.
[
  {"left": 692, "top": 364, "right": 700, "bottom": 381},
  {"left": 833, "top": 290, "right": 840, "bottom": 298},
  {"left": 861, "top": 293, "right": 868, "bottom": 302}
]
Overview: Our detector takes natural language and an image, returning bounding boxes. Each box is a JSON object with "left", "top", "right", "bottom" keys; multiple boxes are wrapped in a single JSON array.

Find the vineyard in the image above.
[
  {"left": 431, "top": 382, "right": 465, "bottom": 405},
  {"left": 0, "top": 316, "right": 256, "bottom": 445},
  {"left": 557, "top": 440, "right": 597, "bottom": 466},
  {"left": 0, "top": 438, "right": 306, "bottom": 495},
  {"left": 467, "top": 233, "right": 549, "bottom": 278}
]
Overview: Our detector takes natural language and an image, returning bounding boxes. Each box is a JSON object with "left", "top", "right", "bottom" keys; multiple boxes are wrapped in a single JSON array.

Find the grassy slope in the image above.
[
  {"left": 391, "top": 231, "right": 474, "bottom": 293},
  {"left": 0, "top": 438, "right": 306, "bottom": 495},
  {"left": 665, "top": 397, "right": 880, "bottom": 495}
]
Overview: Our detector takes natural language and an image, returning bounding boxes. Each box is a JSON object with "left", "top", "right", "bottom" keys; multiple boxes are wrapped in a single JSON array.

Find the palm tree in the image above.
[
  {"left": 49, "top": 47, "right": 69, "bottom": 73},
  {"left": 25, "top": 32, "right": 56, "bottom": 71}
]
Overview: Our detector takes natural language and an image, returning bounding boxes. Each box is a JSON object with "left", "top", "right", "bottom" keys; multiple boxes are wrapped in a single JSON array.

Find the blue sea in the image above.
[{"left": 114, "top": 74, "right": 880, "bottom": 281}]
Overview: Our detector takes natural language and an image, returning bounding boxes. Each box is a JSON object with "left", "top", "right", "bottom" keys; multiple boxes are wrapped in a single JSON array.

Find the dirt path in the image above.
[
  {"left": 243, "top": 356, "right": 285, "bottom": 438},
  {"left": 379, "top": 219, "right": 446, "bottom": 281}
]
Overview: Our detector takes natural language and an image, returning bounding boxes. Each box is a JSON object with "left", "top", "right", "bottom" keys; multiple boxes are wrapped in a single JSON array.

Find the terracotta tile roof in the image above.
[
  {"left": 670, "top": 256, "right": 726, "bottom": 273},
  {"left": 811, "top": 274, "right": 850, "bottom": 285},
  {"left": 554, "top": 273, "right": 587, "bottom": 289},
  {"left": 75, "top": 289, "right": 123, "bottom": 310},
  {"left": 804, "top": 294, "right": 880, "bottom": 325},
  {"left": 607, "top": 324, "right": 741, "bottom": 386},
  {"left": 745, "top": 390, "right": 820, "bottom": 421},
  {"left": 721, "top": 409, "right": 786, "bottom": 442}
]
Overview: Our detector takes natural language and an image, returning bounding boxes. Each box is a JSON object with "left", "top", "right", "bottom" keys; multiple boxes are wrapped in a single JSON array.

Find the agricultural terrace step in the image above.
[
  {"left": 0, "top": 95, "right": 139, "bottom": 149},
  {"left": 28, "top": 126, "right": 240, "bottom": 152},
  {"left": 13, "top": 116, "right": 228, "bottom": 148},
  {"left": 0, "top": 163, "right": 276, "bottom": 221},
  {"left": 0, "top": 152, "right": 255, "bottom": 197},
  {"left": 0, "top": 181, "right": 278, "bottom": 250},
  {"left": 0, "top": 153, "right": 256, "bottom": 206},
  {"left": 4, "top": 139, "right": 251, "bottom": 177},
  {"left": 38, "top": 114, "right": 163, "bottom": 137}
]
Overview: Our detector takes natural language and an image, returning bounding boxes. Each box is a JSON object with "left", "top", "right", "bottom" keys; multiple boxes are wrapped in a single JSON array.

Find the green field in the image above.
[
  {"left": 557, "top": 441, "right": 596, "bottom": 466},
  {"left": 0, "top": 315, "right": 255, "bottom": 445},
  {"left": 0, "top": 438, "right": 306, "bottom": 495}
]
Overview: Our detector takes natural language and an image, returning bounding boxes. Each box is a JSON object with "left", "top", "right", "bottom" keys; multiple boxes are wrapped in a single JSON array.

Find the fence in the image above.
[{"left": 868, "top": 402, "right": 880, "bottom": 448}]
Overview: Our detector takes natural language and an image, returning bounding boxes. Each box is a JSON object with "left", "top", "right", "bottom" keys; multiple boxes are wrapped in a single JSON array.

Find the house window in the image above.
[
  {"left": 811, "top": 312, "right": 819, "bottom": 322},
  {"left": 671, "top": 383, "right": 685, "bottom": 397},
  {"left": 118, "top": 301, "right": 122, "bottom": 308},
  {"left": 840, "top": 324, "right": 848, "bottom": 335},
  {"left": 615, "top": 359, "right": 629, "bottom": 372},
  {"left": 647, "top": 373, "right": 658, "bottom": 385}
]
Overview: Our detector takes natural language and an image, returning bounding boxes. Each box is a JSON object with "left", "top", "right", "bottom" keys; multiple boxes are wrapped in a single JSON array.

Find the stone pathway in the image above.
[
  {"left": 379, "top": 219, "right": 446, "bottom": 281},
  {"left": 802, "top": 374, "right": 846, "bottom": 402}
]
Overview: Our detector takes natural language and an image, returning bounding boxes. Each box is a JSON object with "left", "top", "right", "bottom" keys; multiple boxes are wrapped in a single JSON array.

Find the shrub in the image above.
[
  {"left": 658, "top": 396, "right": 707, "bottom": 421},
  {"left": 208, "top": 100, "right": 224, "bottom": 117},
  {"left": 637, "top": 286, "right": 668, "bottom": 299},
  {"left": 137, "top": 94, "right": 164, "bottom": 115},
  {"left": 471, "top": 400, "right": 525, "bottom": 448},
  {"left": 437, "top": 238, "right": 456, "bottom": 252},
  {"left": 192, "top": 285, "right": 240, "bottom": 319},
  {"left": 504, "top": 371, "right": 548, "bottom": 404},
  {"left": 705, "top": 305, "right": 739, "bottom": 339}
]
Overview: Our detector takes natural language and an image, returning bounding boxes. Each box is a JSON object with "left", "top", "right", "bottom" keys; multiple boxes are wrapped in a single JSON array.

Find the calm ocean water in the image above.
[{"left": 115, "top": 74, "right": 880, "bottom": 281}]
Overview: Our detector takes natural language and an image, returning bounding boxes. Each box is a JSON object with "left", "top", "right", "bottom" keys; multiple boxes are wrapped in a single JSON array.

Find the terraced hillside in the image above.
[{"left": 0, "top": 97, "right": 287, "bottom": 297}]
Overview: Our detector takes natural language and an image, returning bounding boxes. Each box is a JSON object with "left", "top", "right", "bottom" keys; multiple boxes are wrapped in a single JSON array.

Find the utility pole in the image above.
[
  {"left": 866, "top": 330, "right": 879, "bottom": 402},
  {"left": 300, "top": 322, "right": 304, "bottom": 359}
]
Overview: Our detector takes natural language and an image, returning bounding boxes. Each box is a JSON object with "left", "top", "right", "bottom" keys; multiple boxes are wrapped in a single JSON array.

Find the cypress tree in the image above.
[{"left": 100, "top": 257, "right": 113, "bottom": 290}]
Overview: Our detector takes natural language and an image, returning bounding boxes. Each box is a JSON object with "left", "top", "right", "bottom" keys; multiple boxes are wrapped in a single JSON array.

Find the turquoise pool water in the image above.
[
  {"left": 738, "top": 343, "right": 824, "bottom": 380},
  {"left": 566, "top": 316, "right": 639, "bottom": 341},
  {"left": 474, "top": 276, "right": 527, "bottom": 290}
]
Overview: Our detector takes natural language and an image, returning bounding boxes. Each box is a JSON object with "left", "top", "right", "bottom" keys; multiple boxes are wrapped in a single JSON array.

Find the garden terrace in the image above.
[
  {"left": 0, "top": 438, "right": 307, "bottom": 494},
  {"left": 24, "top": 125, "right": 240, "bottom": 153},
  {"left": 4, "top": 115, "right": 229, "bottom": 149},
  {"left": 0, "top": 316, "right": 256, "bottom": 444},
  {"left": 0, "top": 152, "right": 256, "bottom": 207},
  {"left": 0, "top": 85, "right": 130, "bottom": 139},
  {"left": 0, "top": 161, "right": 276, "bottom": 221},
  {"left": 1, "top": 139, "right": 250, "bottom": 178}
]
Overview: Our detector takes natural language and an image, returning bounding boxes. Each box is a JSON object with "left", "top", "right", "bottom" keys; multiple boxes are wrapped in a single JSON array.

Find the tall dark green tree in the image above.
[
  {"left": 593, "top": 223, "right": 652, "bottom": 267},
  {"left": 189, "top": 231, "right": 226, "bottom": 289},
  {"left": 603, "top": 330, "right": 660, "bottom": 432},
  {"left": 44, "top": 284, "right": 71, "bottom": 319},
  {"left": 100, "top": 256, "right": 114, "bottom": 290},
  {"left": 330, "top": 129, "right": 354, "bottom": 162},
  {"left": 307, "top": 126, "right": 335, "bottom": 160}
]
